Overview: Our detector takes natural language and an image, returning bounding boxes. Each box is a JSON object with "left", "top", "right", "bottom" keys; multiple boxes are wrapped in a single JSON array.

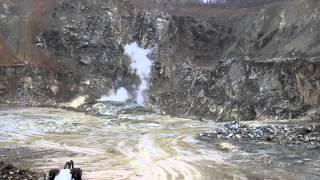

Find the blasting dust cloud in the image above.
[
  {"left": 124, "top": 42, "right": 152, "bottom": 105},
  {"left": 98, "top": 42, "right": 152, "bottom": 104},
  {"left": 98, "top": 87, "right": 129, "bottom": 102}
]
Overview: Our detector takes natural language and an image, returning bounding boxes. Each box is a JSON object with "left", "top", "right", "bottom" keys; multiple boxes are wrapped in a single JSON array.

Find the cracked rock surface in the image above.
[{"left": 0, "top": 0, "right": 320, "bottom": 122}]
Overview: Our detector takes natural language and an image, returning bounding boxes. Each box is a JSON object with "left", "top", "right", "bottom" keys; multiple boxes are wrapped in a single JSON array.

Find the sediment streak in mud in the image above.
[
  {"left": 0, "top": 108, "right": 319, "bottom": 180},
  {"left": 0, "top": 108, "right": 218, "bottom": 179}
]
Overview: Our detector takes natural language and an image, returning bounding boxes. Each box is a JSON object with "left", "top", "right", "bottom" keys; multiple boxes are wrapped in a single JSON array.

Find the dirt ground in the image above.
[{"left": 0, "top": 161, "right": 45, "bottom": 180}]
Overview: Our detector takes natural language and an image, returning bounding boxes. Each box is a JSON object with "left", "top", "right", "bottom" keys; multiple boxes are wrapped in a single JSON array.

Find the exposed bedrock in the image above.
[
  {"left": 142, "top": 0, "right": 320, "bottom": 121},
  {"left": 0, "top": 0, "right": 139, "bottom": 105},
  {"left": 149, "top": 59, "right": 320, "bottom": 121},
  {"left": 0, "top": 0, "right": 320, "bottom": 121}
]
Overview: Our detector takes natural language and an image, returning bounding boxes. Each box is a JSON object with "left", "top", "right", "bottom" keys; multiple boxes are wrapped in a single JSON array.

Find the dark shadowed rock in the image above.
[{"left": 0, "top": 162, "right": 44, "bottom": 180}]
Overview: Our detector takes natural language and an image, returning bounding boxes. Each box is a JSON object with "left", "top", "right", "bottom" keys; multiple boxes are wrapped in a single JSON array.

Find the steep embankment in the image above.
[
  {"left": 0, "top": 0, "right": 319, "bottom": 122},
  {"left": 141, "top": 0, "right": 320, "bottom": 121},
  {"left": 0, "top": 0, "right": 138, "bottom": 106}
]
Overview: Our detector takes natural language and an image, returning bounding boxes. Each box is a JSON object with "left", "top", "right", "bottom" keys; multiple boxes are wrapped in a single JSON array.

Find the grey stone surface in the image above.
[{"left": 0, "top": 0, "right": 320, "bottom": 122}]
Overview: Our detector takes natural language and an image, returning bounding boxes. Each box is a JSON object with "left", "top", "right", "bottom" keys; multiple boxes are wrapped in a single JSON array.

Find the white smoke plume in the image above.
[
  {"left": 98, "top": 87, "right": 129, "bottom": 102},
  {"left": 124, "top": 42, "right": 152, "bottom": 105}
]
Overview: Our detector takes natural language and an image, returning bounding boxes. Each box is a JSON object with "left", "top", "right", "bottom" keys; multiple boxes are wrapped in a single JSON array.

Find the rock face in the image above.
[
  {"left": 144, "top": 0, "right": 320, "bottom": 121},
  {"left": 0, "top": 0, "right": 320, "bottom": 121},
  {"left": 0, "top": 0, "right": 139, "bottom": 105},
  {"left": 149, "top": 58, "right": 320, "bottom": 121}
]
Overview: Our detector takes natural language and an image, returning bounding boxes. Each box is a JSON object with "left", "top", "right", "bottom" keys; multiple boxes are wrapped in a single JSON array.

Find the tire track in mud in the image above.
[
  {"left": 111, "top": 120, "right": 224, "bottom": 180},
  {"left": 0, "top": 108, "right": 316, "bottom": 180},
  {"left": 124, "top": 135, "right": 202, "bottom": 180}
]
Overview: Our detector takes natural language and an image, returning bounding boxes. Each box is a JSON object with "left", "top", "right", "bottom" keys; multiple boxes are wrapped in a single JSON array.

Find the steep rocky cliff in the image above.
[
  {"left": 1, "top": 0, "right": 320, "bottom": 121},
  {"left": 139, "top": 0, "right": 320, "bottom": 121},
  {"left": 0, "top": 0, "right": 138, "bottom": 105}
]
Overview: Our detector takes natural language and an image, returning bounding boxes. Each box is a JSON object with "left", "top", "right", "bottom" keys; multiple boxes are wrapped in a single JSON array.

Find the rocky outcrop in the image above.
[
  {"left": 0, "top": 0, "right": 139, "bottom": 105},
  {"left": 143, "top": 0, "right": 320, "bottom": 121},
  {"left": 0, "top": 65, "right": 58, "bottom": 105},
  {"left": 0, "top": 0, "right": 320, "bottom": 122},
  {"left": 35, "top": 0, "right": 140, "bottom": 100},
  {"left": 149, "top": 58, "right": 320, "bottom": 121}
]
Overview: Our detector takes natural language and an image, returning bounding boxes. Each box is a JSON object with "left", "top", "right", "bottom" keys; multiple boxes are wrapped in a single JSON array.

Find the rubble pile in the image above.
[
  {"left": 0, "top": 162, "right": 44, "bottom": 180},
  {"left": 201, "top": 121, "right": 320, "bottom": 149}
]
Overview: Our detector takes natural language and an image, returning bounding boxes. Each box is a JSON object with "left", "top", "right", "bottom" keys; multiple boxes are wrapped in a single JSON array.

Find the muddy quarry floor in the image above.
[{"left": 0, "top": 107, "right": 319, "bottom": 180}]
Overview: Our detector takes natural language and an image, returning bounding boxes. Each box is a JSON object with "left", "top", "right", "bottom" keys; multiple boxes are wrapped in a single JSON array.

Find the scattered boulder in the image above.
[{"left": 201, "top": 121, "right": 320, "bottom": 149}]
